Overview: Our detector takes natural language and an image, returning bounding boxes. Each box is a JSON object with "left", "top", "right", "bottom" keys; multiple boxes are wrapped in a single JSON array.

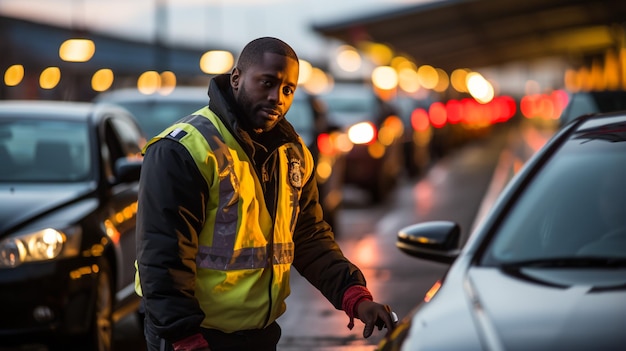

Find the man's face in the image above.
[{"left": 231, "top": 52, "right": 299, "bottom": 133}]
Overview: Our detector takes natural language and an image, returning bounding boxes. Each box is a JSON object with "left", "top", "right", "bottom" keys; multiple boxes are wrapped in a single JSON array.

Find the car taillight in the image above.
[
  {"left": 348, "top": 121, "right": 377, "bottom": 145},
  {"left": 317, "top": 133, "right": 334, "bottom": 156}
]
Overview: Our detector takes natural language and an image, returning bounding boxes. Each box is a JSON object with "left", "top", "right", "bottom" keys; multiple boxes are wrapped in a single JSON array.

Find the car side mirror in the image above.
[
  {"left": 397, "top": 221, "right": 461, "bottom": 264},
  {"left": 114, "top": 157, "right": 142, "bottom": 184}
]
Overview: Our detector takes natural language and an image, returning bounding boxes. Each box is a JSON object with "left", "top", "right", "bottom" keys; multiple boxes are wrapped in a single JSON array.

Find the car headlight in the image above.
[{"left": 0, "top": 226, "right": 82, "bottom": 268}]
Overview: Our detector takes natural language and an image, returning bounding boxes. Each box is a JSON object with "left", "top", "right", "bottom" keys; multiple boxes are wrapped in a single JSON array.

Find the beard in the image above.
[{"left": 235, "top": 84, "right": 282, "bottom": 133}]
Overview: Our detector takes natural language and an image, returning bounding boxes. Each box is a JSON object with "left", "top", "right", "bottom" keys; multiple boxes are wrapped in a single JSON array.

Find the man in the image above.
[{"left": 136, "top": 37, "right": 395, "bottom": 351}]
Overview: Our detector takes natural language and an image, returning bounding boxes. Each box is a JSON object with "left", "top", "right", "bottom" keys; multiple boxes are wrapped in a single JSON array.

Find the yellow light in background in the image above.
[
  {"left": 137, "top": 71, "right": 161, "bottom": 95},
  {"left": 348, "top": 122, "right": 376, "bottom": 145},
  {"left": 159, "top": 71, "right": 177, "bottom": 95},
  {"left": 302, "top": 67, "right": 333, "bottom": 95},
  {"left": 467, "top": 72, "right": 494, "bottom": 103},
  {"left": 316, "top": 158, "right": 333, "bottom": 182},
  {"left": 336, "top": 45, "right": 361, "bottom": 72},
  {"left": 371, "top": 66, "right": 398, "bottom": 90},
  {"left": 433, "top": 68, "right": 449, "bottom": 92},
  {"left": 91, "top": 68, "right": 114, "bottom": 92},
  {"left": 390, "top": 56, "right": 413, "bottom": 71},
  {"left": 398, "top": 67, "right": 420, "bottom": 93},
  {"left": 199, "top": 50, "right": 234, "bottom": 74},
  {"left": 367, "top": 142, "right": 385, "bottom": 159},
  {"left": 564, "top": 68, "right": 580, "bottom": 92},
  {"left": 603, "top": 49, "right": 620, "bottom": 90},
  {"left": 59, "top": 38, "right": 95, "bottom": 62},
  {"left": 40, "top": 67, "right": 61, "bottom": 89},
  {"left": 298, "top": 59, "right": 313, "bottom": 85},
  {"left": 417, "top": 65, "right": 438, "bottom": 90},
  {"left": 621, "top": 48, "right": 626, "bottom": 90},
  {"left": 335, "top": 133, "right": 353, "bottom": 153},
  {"left": 4, "top": 64, "right": 24, "bottom": 86},
  {"left": 450, "top": 69, "right": 469, "bottom": 93},
  {"left": 360, "top": 41, "right": 393, "bottom": 66}
]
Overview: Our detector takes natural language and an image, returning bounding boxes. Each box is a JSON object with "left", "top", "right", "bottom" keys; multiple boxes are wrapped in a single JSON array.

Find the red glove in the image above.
[
  {"left": 342, "top": 285, "right": 373, "bottom": 330},
  {"left": 342, "top": 285, "right": 396, "bottom": 338},
  {"left": 172, "top": 333, "right": 210, "bottom": 351}
]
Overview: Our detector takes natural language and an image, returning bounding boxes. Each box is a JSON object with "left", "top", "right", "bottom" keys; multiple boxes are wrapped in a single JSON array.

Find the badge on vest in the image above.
[{"left": 288, "top": 158, "right": 302, "bottom": 188}]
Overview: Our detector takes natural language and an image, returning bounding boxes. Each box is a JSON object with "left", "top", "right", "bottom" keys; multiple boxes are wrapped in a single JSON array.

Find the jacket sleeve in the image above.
[
  {"left": 291, "top": 172, "right": 367, "bottom": 310},
  {"left": 136, "top": 138, "right": 209, "bottom": 344}
]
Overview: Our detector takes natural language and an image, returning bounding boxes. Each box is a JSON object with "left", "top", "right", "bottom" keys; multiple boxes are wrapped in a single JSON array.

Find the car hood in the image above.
[
  {"left": 0, "top": 182, "right": 95, "bottom": 235},
  {"left": 402, "top": 266, "right": 626, "bottom": 351},
  {"left": 467, "top": 267, "right": 626, "bottom": 350}
]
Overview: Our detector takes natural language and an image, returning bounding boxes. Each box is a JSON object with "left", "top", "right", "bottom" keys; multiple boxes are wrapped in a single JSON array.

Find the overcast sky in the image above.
[{"left": 0, "top": 0, "right": 433, "bottom": 62}]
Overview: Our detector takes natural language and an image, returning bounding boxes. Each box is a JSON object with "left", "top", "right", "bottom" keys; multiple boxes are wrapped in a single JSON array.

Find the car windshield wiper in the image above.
[{"left": 501, "top": 257, "right": 626, "bottom": 269}]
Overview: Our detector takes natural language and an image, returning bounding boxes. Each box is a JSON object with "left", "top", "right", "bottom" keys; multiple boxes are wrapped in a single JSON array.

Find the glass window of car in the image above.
[
  {"left": 116, "top": 100, "right": 205, "bottom": 138},
  {"left": 285, "top": 97, "right": 315, "bottom": 146},
  {"left": 482, "top": 120, "right": 626, "bottom": 264},
  {"left": 0, "top": 119, "right": 90, "bottom": 182},
  {"left": 322, "top": 93, "right": 378, "bottom": 126}
]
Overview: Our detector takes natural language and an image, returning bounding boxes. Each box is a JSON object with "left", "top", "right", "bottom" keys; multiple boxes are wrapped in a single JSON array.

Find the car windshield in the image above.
[
  {"left": 285, "top": 98, "right": 314, "bottom": 146},
  {"left": 116, "top": 100, "right": 206, "bottom": 138},
  {"left": 483, "top": 119, "right": 626, "bottom": 265},
  {"left": 322, "top": 94, "right": 378, "bottom": 126},
  {"left": 0, "top": 118, "right": 91, "bottom": 182}
]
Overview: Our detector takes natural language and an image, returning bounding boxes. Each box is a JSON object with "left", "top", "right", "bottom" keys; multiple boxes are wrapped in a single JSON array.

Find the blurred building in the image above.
[{"left": 1, "top": 15, "right": 223, "bottom": 101}]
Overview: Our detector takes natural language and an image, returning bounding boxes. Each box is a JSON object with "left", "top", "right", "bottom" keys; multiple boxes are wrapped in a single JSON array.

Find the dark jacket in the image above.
[{"left": 136, "top": 74, "right": 367, "bottom": 344}]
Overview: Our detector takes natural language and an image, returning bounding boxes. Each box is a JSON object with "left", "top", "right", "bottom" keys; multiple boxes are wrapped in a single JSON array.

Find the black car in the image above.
[
  {"left": 94, "top": 86, "right": 209, "bottom": 138},
  {"left": 0, "top": 101, "right": 144, "bottom": 350},
  {"left": 379, "top": 111, "right": 626, "bottom": 350},
  {"left": 320, "top": 83, "right": 404, "bottom": 203}
]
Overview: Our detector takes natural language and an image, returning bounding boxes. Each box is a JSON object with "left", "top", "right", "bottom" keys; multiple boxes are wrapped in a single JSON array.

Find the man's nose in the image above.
[{"left": 267, "top": 87, "right": 281, "bottom": 104}]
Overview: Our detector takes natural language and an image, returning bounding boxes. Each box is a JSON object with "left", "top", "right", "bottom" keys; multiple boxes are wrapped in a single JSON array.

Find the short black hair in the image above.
[{"left": 236, "top": 37, "right": 299, "bottom": 71}]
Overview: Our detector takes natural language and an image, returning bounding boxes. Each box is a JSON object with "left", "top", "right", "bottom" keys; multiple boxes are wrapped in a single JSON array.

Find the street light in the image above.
[{"left": 59, "top": 38, "right": 95, "bottom": 62}]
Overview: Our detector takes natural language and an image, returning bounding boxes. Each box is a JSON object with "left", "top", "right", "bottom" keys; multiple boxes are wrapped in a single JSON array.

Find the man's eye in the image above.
[{"left": 262, "top": 80, "right": 273, "bottom": 87}]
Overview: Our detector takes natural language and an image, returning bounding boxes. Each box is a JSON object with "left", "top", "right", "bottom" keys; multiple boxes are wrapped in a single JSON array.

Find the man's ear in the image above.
[{"left": 230, "top": 68, "right": 240, "bottom": 89}]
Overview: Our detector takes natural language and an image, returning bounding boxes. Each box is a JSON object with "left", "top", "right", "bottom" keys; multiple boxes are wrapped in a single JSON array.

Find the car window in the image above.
[
  {"left": 115, "top": 100, "right": 206, "bottom": 138},
  {"left": 482, "top": 122, "right": 626, "bottom": 263},
  {"left": 0, "top": 119, "right": 90, "bottom": 182},
  {"left": 321, "top": 92, "right": 378, "bottom": 126},
  {"left": 285, "top": 98, "right": 314, "bottom": 146}
]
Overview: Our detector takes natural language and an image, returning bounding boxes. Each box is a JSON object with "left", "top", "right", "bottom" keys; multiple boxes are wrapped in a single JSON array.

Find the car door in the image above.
[{"left": 100, "top": 112, "right": 144, "bottom": 298}]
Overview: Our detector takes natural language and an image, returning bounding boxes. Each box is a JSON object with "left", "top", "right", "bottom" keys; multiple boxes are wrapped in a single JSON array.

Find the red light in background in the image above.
[
  {"left": 446, "top": 99, "right": 463, "bottom": 124},
  {"left": 520, "top": 90, "right": 568, "bottom": 120},
  {"left": 429, "top": 102, "right": 447, "bottom": 128},
  {"left": 411, "top": 108, "right": 430, "bottom": 132},
  {"left": 317, "top": 133, "right": 334, "bottom": 156}
]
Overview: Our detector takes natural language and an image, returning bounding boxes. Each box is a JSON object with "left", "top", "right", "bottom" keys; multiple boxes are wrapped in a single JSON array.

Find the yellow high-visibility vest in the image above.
[{"left": 136, "top": 107, "right": 313, "bottom": 333}]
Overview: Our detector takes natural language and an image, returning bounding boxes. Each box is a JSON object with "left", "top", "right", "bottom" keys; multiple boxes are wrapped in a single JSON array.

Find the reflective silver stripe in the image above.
[
  {"left": 197, "top": 242, "right": 293, "bottom": 270},
  {"left": 184, "top": 114, "right": 293, "bottom": 270}
]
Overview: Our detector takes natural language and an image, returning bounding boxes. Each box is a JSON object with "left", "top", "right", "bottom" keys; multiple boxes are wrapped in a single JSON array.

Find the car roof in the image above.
[
  {"left": 568, "top": 109, "right": 626, "bottom": 133},
  {"left": 94, "top": 86, "right": 209, "bottom": 104},
  {"left": 0, "top": 100, "right": 99, "bottom": 121}
]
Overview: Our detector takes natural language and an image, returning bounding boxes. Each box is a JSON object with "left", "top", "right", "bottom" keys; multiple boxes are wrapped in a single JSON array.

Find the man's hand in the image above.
[{"left": 356, "top": 301, "right": 397, "bottom": 338}]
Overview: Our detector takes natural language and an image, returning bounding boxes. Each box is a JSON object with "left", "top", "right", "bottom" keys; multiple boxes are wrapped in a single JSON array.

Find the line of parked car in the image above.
[
  {"left": 7, "top": 84, "right": 620, "bottom": 350},
  {"left": 0, "top": 82, "right": 416, "bottom": 350}
]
